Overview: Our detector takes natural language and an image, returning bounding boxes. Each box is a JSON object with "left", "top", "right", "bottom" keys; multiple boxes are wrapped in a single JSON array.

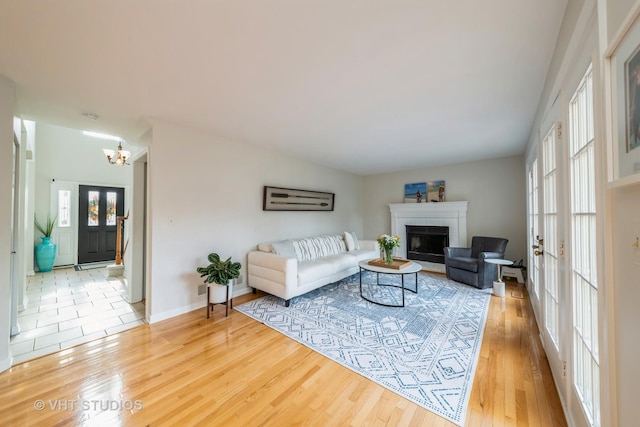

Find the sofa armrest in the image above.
[
  {"left": 248, "top": 251, "right": 297, "bottom": 273},
  {"left": 478, "top": 251, "right": 504, "bottom": 260},
  {"left": 247, "top": 251, "right": 298, "bottom": 293}
]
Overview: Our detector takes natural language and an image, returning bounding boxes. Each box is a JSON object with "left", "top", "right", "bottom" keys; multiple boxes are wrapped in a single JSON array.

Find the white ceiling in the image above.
[{"left": 0, "top": 0, "right": 567, "bottom": 175}]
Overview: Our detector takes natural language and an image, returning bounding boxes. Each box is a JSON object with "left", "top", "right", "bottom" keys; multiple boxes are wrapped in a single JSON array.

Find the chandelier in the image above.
[{"left": 103, "top": 142, "right": 131, "bottom": 166}]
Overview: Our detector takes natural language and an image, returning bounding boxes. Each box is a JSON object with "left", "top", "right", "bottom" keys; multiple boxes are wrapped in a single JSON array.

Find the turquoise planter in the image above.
[{"left": 35, "top": 237, "right": 57, "bottom": 272}]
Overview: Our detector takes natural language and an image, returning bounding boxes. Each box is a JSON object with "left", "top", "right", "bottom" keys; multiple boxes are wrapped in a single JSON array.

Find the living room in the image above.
[{"left": 1, "top": 0, "right": 640, "bottom": 426}]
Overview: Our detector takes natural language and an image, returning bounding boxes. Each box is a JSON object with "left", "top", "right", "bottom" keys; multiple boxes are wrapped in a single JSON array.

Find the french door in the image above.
[
  {"left": 538, "top": 119, "right": 567, "bottom": 398},
  {"left": 78, "top": 185, "right": 125, "bottom": 264},
  {"left": 528, "top": 64, "right": 601, "bottom": 427}
]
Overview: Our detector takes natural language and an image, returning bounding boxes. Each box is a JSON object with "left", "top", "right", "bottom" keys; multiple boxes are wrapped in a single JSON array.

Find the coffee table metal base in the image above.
[{"left": 359, "top": 267, "right": 418, "bottom": 307}]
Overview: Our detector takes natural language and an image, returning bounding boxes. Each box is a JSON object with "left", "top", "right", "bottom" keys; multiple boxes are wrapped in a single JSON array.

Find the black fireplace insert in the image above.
[{"left": 405, "top": 225, "right": 449, "bottom": 264}]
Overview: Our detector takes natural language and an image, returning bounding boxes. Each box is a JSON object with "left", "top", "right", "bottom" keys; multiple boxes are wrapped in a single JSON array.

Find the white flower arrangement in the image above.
[{"left": 376, "top": 234, "right": 400, "bottom": 251}]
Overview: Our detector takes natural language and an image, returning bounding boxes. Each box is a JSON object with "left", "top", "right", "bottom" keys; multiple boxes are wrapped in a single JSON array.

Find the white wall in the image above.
[
  {"left": 146, "top": 120, "right": 365, "bottom": 322},
  {"left": 0, "top": 76, "right": 16, "bottom": 371},
  {"left": 34, "top": 122, "right": 134, "bottom": 216},
  {"left": 604, "top": 2, "right": 640, "bottom": 425},
  {"left": 362, "top": 155, "right": 527, "bottom": 263},
  {"left": 610, "top": 185, "right": 640, "bottom": 427}
]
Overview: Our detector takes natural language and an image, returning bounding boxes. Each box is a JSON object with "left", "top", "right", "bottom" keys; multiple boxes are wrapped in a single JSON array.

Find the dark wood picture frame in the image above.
[{"left": 263, "top": 186, "right": 335, "bottom": 211}]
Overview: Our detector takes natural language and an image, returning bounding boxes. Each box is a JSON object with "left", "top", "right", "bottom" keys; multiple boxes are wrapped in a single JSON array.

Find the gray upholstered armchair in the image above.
[{"left": 444, "top": 236, "right": 509, "bottom": 289}]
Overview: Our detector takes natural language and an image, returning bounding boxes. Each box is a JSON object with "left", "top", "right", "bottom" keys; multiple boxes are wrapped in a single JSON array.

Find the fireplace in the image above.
[
  {"left": 406, "top": 225, "right": 449, "bottom": 264},
  {"left": 390, "top": 201, "right": 468, "bottom": 273}
]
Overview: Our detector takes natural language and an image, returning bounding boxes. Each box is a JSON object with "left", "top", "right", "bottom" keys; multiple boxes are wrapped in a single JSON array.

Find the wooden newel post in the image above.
[{"left": 115, "top": 212, "right": 129, "bottom": 266}]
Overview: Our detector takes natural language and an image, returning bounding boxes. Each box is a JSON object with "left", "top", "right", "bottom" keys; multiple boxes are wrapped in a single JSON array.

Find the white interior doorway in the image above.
[
  {"left": 10, "top": 134, "right": 21, "bottom": 337},
  {"left": 129, "top": 151, "right": 148, "bottom": 306}
]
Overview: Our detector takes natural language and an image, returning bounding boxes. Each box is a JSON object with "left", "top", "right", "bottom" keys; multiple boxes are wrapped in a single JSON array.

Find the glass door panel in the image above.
[
  {"left": 569, "top": 66, "right": 600, "bottom": 427},
  {"left": 543, "top": 125, "right": 561, "bottom": 350}
]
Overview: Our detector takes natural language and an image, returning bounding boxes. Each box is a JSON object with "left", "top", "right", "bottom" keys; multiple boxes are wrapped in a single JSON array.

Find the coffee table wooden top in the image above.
[{"left": 359, "top": 259, "right": 422, "bottom": 274}]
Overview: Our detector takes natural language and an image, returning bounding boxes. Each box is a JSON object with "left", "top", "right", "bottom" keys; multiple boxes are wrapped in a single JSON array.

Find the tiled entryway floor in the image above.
[{"left": 10, "top": 266, "right": 146, "bottom": 365}]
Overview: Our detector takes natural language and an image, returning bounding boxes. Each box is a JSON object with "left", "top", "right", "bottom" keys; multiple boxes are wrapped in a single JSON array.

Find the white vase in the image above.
[{"left": 208, "top": 280, "right": 233, "bottom": 304}]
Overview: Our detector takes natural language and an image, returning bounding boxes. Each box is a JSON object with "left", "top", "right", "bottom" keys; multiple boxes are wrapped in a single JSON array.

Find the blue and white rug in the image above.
[{"left": 236, "top": 272, "right": 491, "bottom": 425}]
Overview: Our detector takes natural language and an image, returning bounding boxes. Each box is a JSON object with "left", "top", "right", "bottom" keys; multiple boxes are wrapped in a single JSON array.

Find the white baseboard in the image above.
[
  {"left": 148, "top": 286, "right": 253, "bottom": 324},
  {"left": 148, "top": 302, "right": 202, "bottom": 324},
  {"left": 0, "top": 355, "right": 12, "bottom": 373}
]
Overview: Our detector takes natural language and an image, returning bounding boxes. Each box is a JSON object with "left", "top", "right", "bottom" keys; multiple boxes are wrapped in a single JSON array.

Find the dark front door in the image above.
[{"left": 78, "top": 185, "right": 125, "bottom": 264}]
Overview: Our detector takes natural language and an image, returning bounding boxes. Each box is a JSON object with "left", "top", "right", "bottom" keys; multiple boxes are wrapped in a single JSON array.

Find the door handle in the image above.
[
  {"left": 534, "top": 250, "right": 544, "bottom": 256},
  {"left": 532, "top": 244, "right": 540, "bottom": 249}
]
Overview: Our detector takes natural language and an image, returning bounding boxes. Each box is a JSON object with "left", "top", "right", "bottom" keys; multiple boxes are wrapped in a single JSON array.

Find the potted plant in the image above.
[
  {"left": 197, "top": 253, "right": 241, "bottom": 316},
  {"left": 377, "top": 234, "right": 401, "bottom": 264},
  {"left": 34, "top": 213, "right": 58, "bottom": 272}
]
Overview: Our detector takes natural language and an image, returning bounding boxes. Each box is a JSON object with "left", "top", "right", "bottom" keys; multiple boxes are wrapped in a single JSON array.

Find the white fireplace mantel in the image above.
[{"left": 389, "top": 201, "right": 469, "bottom": 272}]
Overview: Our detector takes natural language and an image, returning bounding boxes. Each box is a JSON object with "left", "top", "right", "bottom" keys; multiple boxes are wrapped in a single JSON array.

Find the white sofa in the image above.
[{"left": 248, "top": 232, "right": 379, "bottom": 306}]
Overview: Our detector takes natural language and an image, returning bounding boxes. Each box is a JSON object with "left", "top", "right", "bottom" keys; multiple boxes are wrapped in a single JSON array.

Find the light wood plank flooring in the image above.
[{"left": 0, "top": 274, "right": 567, "bottom": 426}]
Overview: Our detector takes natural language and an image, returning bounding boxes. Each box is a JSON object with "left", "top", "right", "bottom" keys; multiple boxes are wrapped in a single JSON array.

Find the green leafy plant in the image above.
[
  {"left": 196, "top": 253, "right": 241, "bottom": 286},
  {"left": 34, "top": 213, "right": 58, "bottom": 238}
]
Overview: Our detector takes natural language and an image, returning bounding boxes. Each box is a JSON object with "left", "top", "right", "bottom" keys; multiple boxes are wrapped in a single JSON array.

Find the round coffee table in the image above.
[{"left": 358, "top": 260, "right": 422, "bottom": 307}]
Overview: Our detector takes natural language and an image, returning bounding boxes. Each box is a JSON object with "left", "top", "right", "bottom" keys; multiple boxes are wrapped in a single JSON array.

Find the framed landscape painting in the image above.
[
  {"left": 427, "top": 180, "right": 445, "bottom": 202},
  {"left": 404, "top": 182, "right": 427, "bottom": 203}
]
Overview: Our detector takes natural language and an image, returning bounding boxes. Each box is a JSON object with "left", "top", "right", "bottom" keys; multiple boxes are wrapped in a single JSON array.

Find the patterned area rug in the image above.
[{"left": 236, "top": 272, "right": 491, "bottom": 425}]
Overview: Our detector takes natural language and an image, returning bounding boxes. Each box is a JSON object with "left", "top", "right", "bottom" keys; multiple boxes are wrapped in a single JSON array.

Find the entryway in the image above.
[{"left": 10, "top": 266, "right": 145, "bottom": 364}]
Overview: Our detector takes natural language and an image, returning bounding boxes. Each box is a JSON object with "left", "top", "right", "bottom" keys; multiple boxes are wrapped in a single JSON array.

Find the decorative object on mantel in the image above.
[
  {"left": 197, "top": 252, "right": 241, "bottom": 318},
  {"left": 605, "top": 1, "right": 640, "bottom": 183},
  {"left": 262, "top": 186, "right": 335, "bottom": 211},
  {"left": 377, "top": 234, "right": 401, "bottom": 264},
  {"left": 427, "top": 180, "right": 445, "bottom": 202},
  {"left": 34, "top": 213, "right": 58, "bottom": 272},
  {"left": 403, "top": 182, "right": 427, "bottom": 203}
]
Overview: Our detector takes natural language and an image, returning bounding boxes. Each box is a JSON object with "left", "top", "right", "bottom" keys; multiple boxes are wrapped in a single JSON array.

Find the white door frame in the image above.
[
  {"left": 10, "top": 134, "right": 21, "bottom": 336},
  {"left": 128, "top": 151, "right": 148, "bottom": 305}
]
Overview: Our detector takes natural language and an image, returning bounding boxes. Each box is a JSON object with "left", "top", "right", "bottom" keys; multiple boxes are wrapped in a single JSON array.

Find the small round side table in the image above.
[{"left": 485, "top": 259, "right": 513, "bottom": 297}]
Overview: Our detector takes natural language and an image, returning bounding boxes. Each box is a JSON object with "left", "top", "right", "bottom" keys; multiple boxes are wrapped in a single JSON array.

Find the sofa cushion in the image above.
[
  {"left": 320, "top": 253, "right": 357, "bottom": 274},
  {"left": 291, "top": 234, "right": 347, "bottom": 261},
  {"left": 446, "top": 256, "right": 479, "bottom": 273},
  {"left": 344, "top": 231, "right": 360, "bottom": 251},
  {"left": 297, "top": 259, "right": 334, "bottom": 285},
  {"left": 271, "top": 241, "right": 297, "bottom": 258},
  {"left": 257, "top": 242, "right": 273, "bottom": 253},
  {"left": 344, "top": 248, "right": 377, "bottom": 263}
]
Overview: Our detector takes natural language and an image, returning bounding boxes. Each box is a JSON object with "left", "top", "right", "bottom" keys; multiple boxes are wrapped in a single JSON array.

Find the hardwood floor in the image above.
[{"left": 0, "top": 275, "right": 567, "bottom": 426}]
